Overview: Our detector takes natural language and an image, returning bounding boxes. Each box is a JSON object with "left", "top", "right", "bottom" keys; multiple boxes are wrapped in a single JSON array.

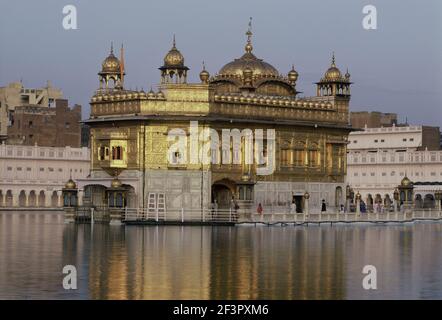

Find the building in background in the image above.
[
  {"left": 0, "top": 82, "right": 62, "bottom": 140},
  {"left": 7, "top": 99, "right": 81, "bottom": 147},
  {"left": 0, "top": 81, "right": 81, "bottom": 147},
  {"left": 350, "top": 111, "right": 398, "bottom": 129},
  {"left": 347, "top": 124, "right": 442, "bottom": 209},
  {"left": 0, "top": 143, "right": 90, "bottom": 208}
]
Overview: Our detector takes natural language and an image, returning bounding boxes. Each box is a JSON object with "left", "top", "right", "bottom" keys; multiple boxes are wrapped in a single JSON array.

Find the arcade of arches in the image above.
[
  {"left": 361, "top": 192, "right": 438, "bottom": 210},
  {"left": 0, "top": 189, "right": 63, "bottom": 208}
]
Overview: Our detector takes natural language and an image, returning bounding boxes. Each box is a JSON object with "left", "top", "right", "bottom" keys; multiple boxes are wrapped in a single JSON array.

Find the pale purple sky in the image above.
[{"left": 1, "top": 0, "right": 441, "bottom": 127}]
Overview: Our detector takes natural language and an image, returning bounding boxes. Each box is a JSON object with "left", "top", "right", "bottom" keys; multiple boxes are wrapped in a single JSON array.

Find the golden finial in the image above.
[
  {"left": 172, "top": 34, "right": 176, "bottom": 48},
  {"left": 288, "top": 64, "right": 298, "bottom": 84},
  {"left": 331, "top": 52, "right": 336, "bottom": 67},
  {"left": 200, "top": 60, "right": 210, "bottom": 83},
  {"left": 245, "top": 17, "right": 253, "bottom": 53},
  {"left": 110, "top": 42, "right": 114, "bottom": 54}
]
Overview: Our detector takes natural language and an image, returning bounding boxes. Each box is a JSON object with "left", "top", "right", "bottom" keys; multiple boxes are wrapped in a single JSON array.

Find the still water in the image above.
[{"left": 0, "top": 211, "right": 441, "bottom": 300}]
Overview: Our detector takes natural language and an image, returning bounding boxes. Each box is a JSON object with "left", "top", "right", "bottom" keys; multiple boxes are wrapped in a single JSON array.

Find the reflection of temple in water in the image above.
[
  {"left": 60, "top": 222, "right": 442, "bottom": 300},
  {"left": 68, "top": 225, "right": 212, "bottom": 299},
  {"left": 63, "top": 224, "right": 347, "bottom": 299},
  {"left": 209, "top": 226, "right": 346, "bottom": 299}
]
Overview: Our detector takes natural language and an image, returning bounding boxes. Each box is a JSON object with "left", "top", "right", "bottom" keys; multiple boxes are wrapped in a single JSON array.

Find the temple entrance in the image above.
[
  {"left": 292, "top": 195, "right": 303, "bottom": 213},
  {"left": 212, "top": 179, "right": 236, "bottom": 209},
  {"left": 212, "top": 185, "right": 232, "bottom": 209}
]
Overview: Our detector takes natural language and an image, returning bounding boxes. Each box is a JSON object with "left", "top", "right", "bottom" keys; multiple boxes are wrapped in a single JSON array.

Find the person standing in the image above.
[
  {"left": 340, "top": 204, "right": 345, "bottom": 213},
  {"left": 257, "top": 203, "right": 263, "bottom": 216},
  {"left": 290, "top": 201, "right": 297, "bottom": 214}
]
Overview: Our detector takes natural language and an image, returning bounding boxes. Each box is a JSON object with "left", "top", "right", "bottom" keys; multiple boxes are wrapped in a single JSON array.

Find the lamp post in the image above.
[
  {"left": 345, "top": 185, "right": 351, "bottom": 213},
  {"left": 303, "top": 191, "right": 310, "bottom": 217},
  {"left": 393, "top": 188, "right": 399, "bottom": 213}
]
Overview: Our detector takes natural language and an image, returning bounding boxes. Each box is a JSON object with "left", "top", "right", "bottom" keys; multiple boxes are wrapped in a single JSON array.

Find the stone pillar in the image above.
[
  {"left": 24, "top": 191, "right": 29, "bottom": 207},
  {"left": 44, "top": 191, "right": 51, "bottom": 207},
  {"left": 78, "top": 190, "right": 84, "bottom": 206},
  {"left": 12, "top": 191, "right": 19, "bottom": 207},
  {"left": 57, "top": 191, "right": 63, "bottom": 208},
  {"left": 0, "top": 193, "right": 5, "bottom": 207},
  {"left": 36, "top": 193, "right": 40, "bottom": 207}
]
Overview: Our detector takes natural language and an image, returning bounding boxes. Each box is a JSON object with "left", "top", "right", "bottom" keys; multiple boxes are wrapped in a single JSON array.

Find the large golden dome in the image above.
[
  {"left": 163, "top": 36, "right": 185, "bottom": 67},
  {"left": 211, "top": 19, "right": 297, "bottom": 97},
  {"left": 101, "top": 44, "right": 121, "bottom": 74},
  {"left": 218, "top": 52, "right": 279, "bottom": 77},
  {"left": 217, "top": 19, "right": 279, "bottom": 78}
]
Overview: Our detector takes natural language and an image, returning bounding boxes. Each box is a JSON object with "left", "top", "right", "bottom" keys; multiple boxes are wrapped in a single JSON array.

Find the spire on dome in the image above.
[{"left": 245, "top": 17, "right": 253, "bottom": 53}]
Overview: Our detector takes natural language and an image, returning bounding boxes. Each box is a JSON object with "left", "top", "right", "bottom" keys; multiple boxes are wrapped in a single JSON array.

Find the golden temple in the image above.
[{"left": 78, "top": 20, "right": 353, "bottom": 216}]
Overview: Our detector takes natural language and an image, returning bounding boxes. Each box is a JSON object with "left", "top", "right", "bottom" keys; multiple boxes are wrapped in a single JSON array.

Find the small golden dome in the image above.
[
  {"left": 288, "top": 65, "right": 299, "bottom": 83},
  {"left": 65, "top": 179, "right": 77, "bottom": 189},
  {"left": 101, "top": 44, "right": 121, "bottom": 74},
  {"left": 304, "top": 191, "right": 310, "bottom": 199},
  {"left": 199, "top": 62, "right": 210, "bottom": 83},
  {"left": 323, "top": 53, "right": 343, "bottom": 81},
  {"left": 111, "top": 178, "right": 122, "bottom": 188},
  {"left": 345, "top": 69, "right": 351, "bottom": 80},
  {"left": 163, "top": 36, "right": 185, "bottom": 67},
  {"left": 356, "top": 191, "right": 361, "bottom": 200},
  {"left": 401, "top": 176, "right": 412, "bottom": 186}
]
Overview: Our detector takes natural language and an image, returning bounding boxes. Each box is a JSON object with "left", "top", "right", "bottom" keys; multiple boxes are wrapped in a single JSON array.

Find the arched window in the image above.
[{"left": 112, "top": 146, "right": 123, "bottom": 160}]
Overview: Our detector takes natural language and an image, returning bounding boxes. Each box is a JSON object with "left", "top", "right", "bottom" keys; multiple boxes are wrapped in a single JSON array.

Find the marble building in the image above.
[
  {"left": 78, "top": 23, "right": 353, "bottom": 215},
  {"left": 0, "top": 143, "right": 90, "bottom": 208}
]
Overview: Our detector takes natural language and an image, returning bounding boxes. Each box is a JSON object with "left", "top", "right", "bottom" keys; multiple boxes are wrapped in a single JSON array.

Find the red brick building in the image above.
[{"left": 7, "top": 99, "right": 81, "bottom": 147}]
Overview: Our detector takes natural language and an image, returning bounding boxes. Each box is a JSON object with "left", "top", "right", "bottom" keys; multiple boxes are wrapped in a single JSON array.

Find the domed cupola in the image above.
[
  {"left": 323, "top": 53, "right": 343, "bottom": 81},
  {"left": 217, "top": 19, "right": 279, "bottom": 79},
  {"left": 159, "top": 35, "right": 189, "bottom": 84},
  {"left": 101, "top": 48, "right": 120, "bottom": 74},
  {"left": 98, "top": 43, "right": 125, "bottom": 90},
  {"left": 316, "top": 52, "right": 352, "bottom": 97},
  {"left": 212, "top": 18, "right": 297, "bottom": 97},
  {"left": 64, "top": 178, "right": 77, "bottom": 189}
]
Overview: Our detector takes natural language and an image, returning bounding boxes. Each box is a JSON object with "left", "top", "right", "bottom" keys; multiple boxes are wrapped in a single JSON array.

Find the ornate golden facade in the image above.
[{"left": 81, "top": 22, "right": 353, "bottom": 212}]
